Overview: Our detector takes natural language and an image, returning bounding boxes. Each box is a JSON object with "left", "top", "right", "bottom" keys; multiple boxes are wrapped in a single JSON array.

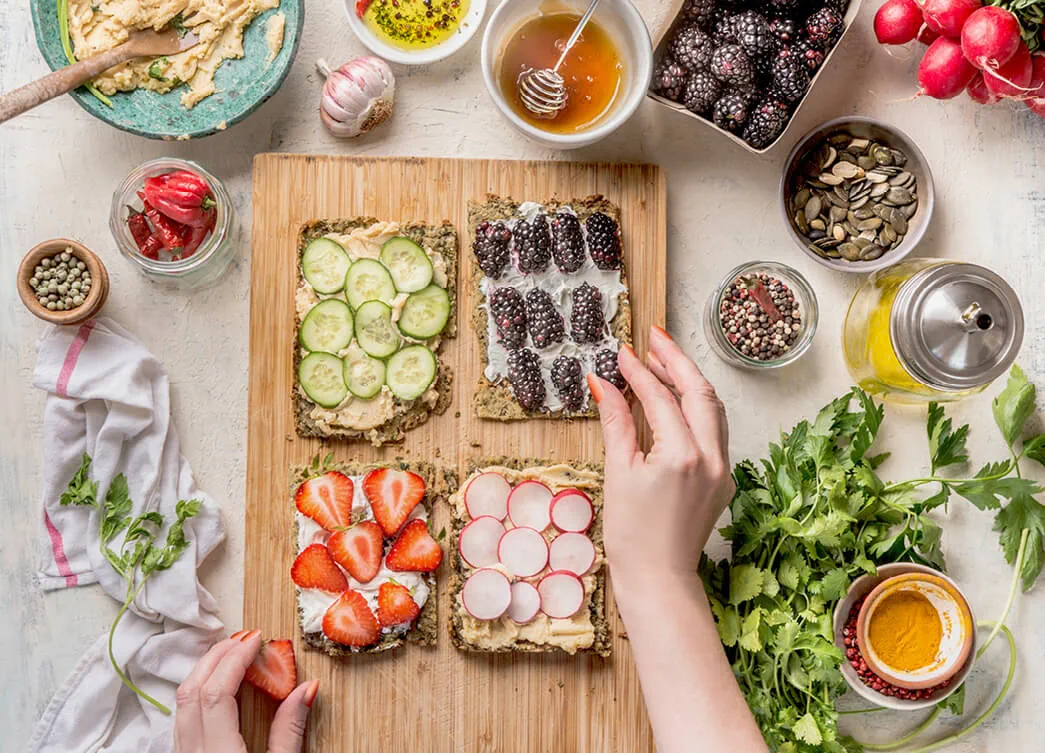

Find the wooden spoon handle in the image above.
[{"left": 0, "top": 44, "right": 132, "bottom": 124}]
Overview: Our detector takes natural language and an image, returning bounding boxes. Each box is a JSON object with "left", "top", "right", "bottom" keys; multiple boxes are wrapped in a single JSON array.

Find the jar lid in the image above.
[{"left": 891, "top": 263, "right": 1023, "bottom": 391}]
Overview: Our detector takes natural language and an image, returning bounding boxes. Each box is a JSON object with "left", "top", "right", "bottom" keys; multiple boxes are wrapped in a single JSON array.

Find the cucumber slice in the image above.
[
  {"left": 299, "top": 299, "right": 354, "bottom": 354},
  {"left": 386, "top": 345, "right": 437, "bottom": 400},
  {"left": 345, "top": 259, "right": 397, "bottom": 310},
  {"left": 354, "top": 300, "right": 401, "bottom": 358},
  {"left": 397, "top": 285, "right": 451, "bottom": 340},
  {"left": 298, "top": 352, "right": 348, "bottom": 408},
  {"left": 381, "top": 237, "right": 434, "bottom": 293},
  {"left": 302, "top": 238, "right": 351, "bottom": 294},
  {"left": 343, "top": 348, "right": 387, "bottom": 399}
]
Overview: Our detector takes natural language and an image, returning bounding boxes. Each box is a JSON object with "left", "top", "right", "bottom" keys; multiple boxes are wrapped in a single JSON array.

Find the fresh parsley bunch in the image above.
[
  {"left": 60, "top": 454, "right": 202, "bottom": 715},
  {"left": 700, "top": 367, "right": 1045, "bottom": 753}
]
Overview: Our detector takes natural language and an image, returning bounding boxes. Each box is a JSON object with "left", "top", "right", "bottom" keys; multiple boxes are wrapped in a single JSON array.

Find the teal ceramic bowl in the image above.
[{"left": 31, "top": 1, "right": 303, "bottom": 140}]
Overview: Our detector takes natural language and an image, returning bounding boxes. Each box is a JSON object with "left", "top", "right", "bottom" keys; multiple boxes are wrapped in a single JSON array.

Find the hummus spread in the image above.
[
  {"left": 68, "top": 0, "right": 282, "bottom": 109},
  {"left": 452, "top": 464, "right": 604, "bottom": 654},
  {"left": 265, "top": 12, "right": 285, "bottom": 63}
]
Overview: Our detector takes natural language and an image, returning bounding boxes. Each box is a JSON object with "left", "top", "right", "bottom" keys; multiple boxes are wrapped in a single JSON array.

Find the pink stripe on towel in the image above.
[
  {"left": 56, "top": 320, "right": 96, "bottom": 398},
  {"left": 43, "top": 510, "right": 78, "bottom": 588}
]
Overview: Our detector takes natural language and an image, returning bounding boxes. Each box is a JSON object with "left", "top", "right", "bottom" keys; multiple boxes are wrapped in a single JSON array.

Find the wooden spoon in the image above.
[{"left": 0, "top": 28, "right": 199, "bottom": 124}]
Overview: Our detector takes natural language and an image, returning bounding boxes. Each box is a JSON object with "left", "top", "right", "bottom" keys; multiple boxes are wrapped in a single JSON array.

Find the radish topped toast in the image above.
[
  {"left": 449, "top": 458, "right": 610, "bottom": 656},
  {"left": 469, "top": 195, "right": 633, "bottom": 420},
  {"left": 294, "top": 219, "right": 458, "bottom": 446},
  {"left": 290, "top": 458, "right": 448, "bottom": 654}
]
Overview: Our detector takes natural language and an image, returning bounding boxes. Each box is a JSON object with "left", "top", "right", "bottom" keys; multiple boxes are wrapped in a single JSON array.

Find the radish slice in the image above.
[
  {"left": 549, "top": 489, "right": 594, "bottom": 533},
  {"left": 464, "top": 472, "right": 511, "bottom": 520},
  {"left": 507, "top": 480, "right": 552, "bottom": 531},
  {"left": 497, "top": 527, "right": 548, "bottom": 578},
  {"left": 537, "top": 571, "right": 585, "bottom": 619},
  {"left": 548, "top": 533, "right": 596, "bottom": 576},
  {"left": 507, "top": 581, "right": 541, "bottom": 624},
  {"left": 459, "top": 516, "right": 506, "bottom": 568},
  {"left": 461, "top": 568, "right": 512, "bottom": 621}
]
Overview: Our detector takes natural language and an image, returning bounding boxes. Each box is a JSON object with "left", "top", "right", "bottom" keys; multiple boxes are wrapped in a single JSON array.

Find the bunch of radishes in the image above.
[{"left": 874, "top": 0, "right": 1045, "bottom": 117}]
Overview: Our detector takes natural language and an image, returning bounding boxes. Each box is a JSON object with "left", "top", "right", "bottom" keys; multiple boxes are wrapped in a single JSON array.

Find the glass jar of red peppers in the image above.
[
  {"left": 703, "top": 261, "right": 819, "bottom": 369},
  {"left": 110, "top": 158, "right": 234, "bottom": 289}
]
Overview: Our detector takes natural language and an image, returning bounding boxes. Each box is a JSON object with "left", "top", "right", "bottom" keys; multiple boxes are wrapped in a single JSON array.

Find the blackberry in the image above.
[
  {"left": 594, "top": 349, "right": 626, "bottom": 391},
  {"left": 709, "top": 45, "right": 755, "bottom": 90},
  {"left": 525, "top": 288, "right": 566, "bottom": 349},
  {"left": 489, "top": 287, "right": 527, "bottom": 350},
  {"left": 805, "top": 7, "right": 844, "bottom": 46},
  {"left": 682, "top": 70, "right": 722, "bottom": 115},
  {"left": 771, "top": 54, "right": 811, "bottom": 102},
  {"left": 549, "top": 212, "right": 586, "bottom": 273},
  {"left": 768, "top": 17, "right": 797, "bottom": 44},
  {"left": 570, "top": 283, "right": 606, "bottom": 344},
  {"left": 768, "top": 0, "right": 802, "bottom": 15},
  {"left": 652, "top": 56, "right": 687, "bottom": 101},
  {"left": 669, "top": 25, "right": 714, "bottom": 71},
  {"left": 472, "top": 221, "right": 513, "bottom": 279},
  {"left": 732, "top": 11, "right": 775, "bottom": 57},
  {"left": 742, "top": 98, "right": 790, "bottom": 148},
  {"left": 712, "top": 10, "right": 737, "bottom": 44},
  {"left": 506, "top": 348, "right": 546, "bottom": 411},
  {"left": 712, "top": 91, "right": 751, "bottom": 133},
  {"left": 514, "top": 213, "right": 552, "bottom": 274},
  {"left": 585, "top": 212, "right": 622, "bottom": 270},
  {"left": 679, "top": 0, "right": 718, "bottom": 33},
  {"left": 790, "top": 37, "right": 826, "bottom": 72},
  {"left": 550, "top": 355, "right": 586, "bottom": 411}
]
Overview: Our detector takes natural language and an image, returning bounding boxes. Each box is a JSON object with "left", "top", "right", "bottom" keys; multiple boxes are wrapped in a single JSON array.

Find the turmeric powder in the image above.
[{"left": 867, "top": 590, "right": 942, "bottom": 671}]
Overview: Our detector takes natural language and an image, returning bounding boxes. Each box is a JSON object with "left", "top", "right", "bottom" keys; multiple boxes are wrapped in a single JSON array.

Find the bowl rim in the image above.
[
  {"left": 342, "top": 0, "right": 488, "bottom": 65},
  {"left": 479, "top": 0, "right": 654, "bottom": 147},
  {"left": 18, "top": 239, "right": 109, "bottom": 326},
  {"left": 779, "top": 116, "right": 936, "bottom": 274}
]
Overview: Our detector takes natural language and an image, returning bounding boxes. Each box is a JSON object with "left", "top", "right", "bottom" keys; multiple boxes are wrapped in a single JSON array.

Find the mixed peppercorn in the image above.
[{"left": 717, "top": 273, "right": 802, "bottom": 361}]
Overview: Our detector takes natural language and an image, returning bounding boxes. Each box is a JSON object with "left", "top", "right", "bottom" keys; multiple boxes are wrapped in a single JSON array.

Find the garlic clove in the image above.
[{"left": 317, "top": 56, "right": 396, "bottom": 139}]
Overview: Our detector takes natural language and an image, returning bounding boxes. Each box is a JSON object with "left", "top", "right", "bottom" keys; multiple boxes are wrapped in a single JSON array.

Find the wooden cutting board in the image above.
[{"left": 243, "top": 155, "right": 666, "bottom": 753}]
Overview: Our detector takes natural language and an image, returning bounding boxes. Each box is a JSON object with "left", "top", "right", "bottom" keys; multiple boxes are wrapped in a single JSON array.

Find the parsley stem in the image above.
[
  {"left": 977, "top": 528, "right": 1028, "bottom": 655},
  {"left": 836, "top": 706, "right": 889, "bottom": 715},
  {"left": 108, "top": 578, "right": 172, "bottom": 715},
  {"left": 855, "top": 708, "right": 942, "bottom": 751}
]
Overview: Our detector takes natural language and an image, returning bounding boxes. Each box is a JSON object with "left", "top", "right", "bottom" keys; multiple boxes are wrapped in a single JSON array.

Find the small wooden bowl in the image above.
[{"left": 18, "top": 239, "right": 109, "bottom": 326}]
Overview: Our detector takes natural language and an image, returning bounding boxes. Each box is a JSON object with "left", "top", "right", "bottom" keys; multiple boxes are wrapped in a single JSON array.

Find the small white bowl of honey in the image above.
[{"left": 481, "top": 0, "right": 653, "bottom": 149}]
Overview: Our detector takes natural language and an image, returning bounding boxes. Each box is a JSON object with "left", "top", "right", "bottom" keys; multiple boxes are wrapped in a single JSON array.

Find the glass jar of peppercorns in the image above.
[{"left": 702, "top": 261, "right": 818, "bottom": 369}]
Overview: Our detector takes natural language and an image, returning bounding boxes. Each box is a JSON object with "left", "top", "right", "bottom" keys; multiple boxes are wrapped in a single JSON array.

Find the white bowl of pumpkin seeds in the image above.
[{"left": 781, "top": 117, "right": 935, "bottom": 273}]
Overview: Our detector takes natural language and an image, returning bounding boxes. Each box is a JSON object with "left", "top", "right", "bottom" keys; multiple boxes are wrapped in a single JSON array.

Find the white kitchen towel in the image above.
[{"left": 26, "top": 317, "right": 226, "bottom": 753}]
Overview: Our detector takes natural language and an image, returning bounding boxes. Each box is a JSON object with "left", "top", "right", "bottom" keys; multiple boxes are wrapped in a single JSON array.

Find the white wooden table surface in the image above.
[{"left": 2, "top": 0, "right": 1043, "bottom": 750}]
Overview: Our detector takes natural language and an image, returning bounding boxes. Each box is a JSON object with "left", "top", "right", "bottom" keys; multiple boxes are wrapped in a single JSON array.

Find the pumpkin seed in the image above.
[
  {"left": 833, "top": 161, "right": 864, "bottom": 179},
  {"left": 804, "top": 196, "right": 822, "bottom": 222},
  {"left": 860, "top": 245, "right": 885, "bottom": 261},
  {"left": 810, "top": 218, "right": 826, "bottom": 231},
  {"left": 870, "top": 183, "right": 890, "bottom": 199},
  {"left": 885, "top": 186, "right": 913, "bottom": 204},
  {"left": 902, "top": 201, "right": 918, "bottom": 218},
  {"left": 853, "top": 207, "right": 875, "bottom": 220},
  {"left": 795, "top": 210, "right": 810, "bottom": 234},
  {"left": 829, "top": 206, "right": 847, "bottom": 223},
  {"left": 839, "top": 242, "right": 861, "bottom": 261},
  {"left": 890, "top": 210, "right": 908, "bottom": 235},
  {"left": 819, "top": 173, "right": 845, "bottom": 186},
  {"left": 850, "top": 138, "right": 870, "bottom": 151},
  {"left": 858, "top": 218, "right": 883, "bottom": 231},
  {"left": 833, "top": 225, "right": 846, "bottom": 241}
]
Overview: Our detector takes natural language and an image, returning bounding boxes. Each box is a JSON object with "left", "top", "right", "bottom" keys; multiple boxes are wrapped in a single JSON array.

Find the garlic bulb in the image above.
[{"left": 317, "top": 57, "right": 396, "bottom": 139}]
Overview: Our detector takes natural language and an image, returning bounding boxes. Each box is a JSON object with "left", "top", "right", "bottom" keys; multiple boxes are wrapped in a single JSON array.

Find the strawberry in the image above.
[
  {"left": 385, "top": 519, "right": 442, "bottom": 573},
  {"left": 376, "top": 581, "right": 420, "bottom": 627},
  {"left": 322, "top": 590, "right": 381, "bottom": 647},
  {"left": 363, "top": 468, "right": 426, "bottom": 537},
  {"left": 295, "top": 471, "right": 354, "bottom": 531},
  {"left": 328, "top": 522, "right": 383, "bottom": 584},
  {"left": 244, "top": 638, "right": 297, "bottom": 701},
  {"left": 291, "top": 544, "right": 349, "bottom": 593}
]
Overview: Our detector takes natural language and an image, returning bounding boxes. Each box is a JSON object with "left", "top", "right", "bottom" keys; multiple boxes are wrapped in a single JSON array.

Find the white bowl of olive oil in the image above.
[
  {"left": 344, "top": 0, "right": 487, "bottom": 65},
  {"left": 481, "top": 0, "right": 653, "bottom": 149}
]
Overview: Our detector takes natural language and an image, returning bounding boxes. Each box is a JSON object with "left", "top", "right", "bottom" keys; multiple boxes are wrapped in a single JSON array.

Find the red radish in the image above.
[
  {"left": 461, "top": 568, "right": 512, "bottom": 620},
  {"left": 961, "top": 7, "right": 1022, "bottom": 70},
  {"left": 458, "top": 516, "right": 506, "bottom": 568},
  {"left": 507, "top": 581, "right": 541, "bottom": 624},
  {"left": 967, "top": 72, "right": 1001, "bottom": 103},
  {"left": 548, "top": 533, "right": 597, "bottom": 576},
  {"left": 498, "top": 527, "right": 549, "bottom": 578},
  {"left": 920, "top": 0, "right": 981, "bottom": 39},
  {"left": 918, "top": 37, "right": 977, "bottom": 98},
  {"left": 549, "top": 489, "right": 594, "bottom": 533},
  {"left": 538, "top": 571, "right": 585, "bottom": 619},
  {"left": 506, "top": 480, "right": 553, "bottom": 531},
  {"left": 1027, "top": 54, "right": 1045, "bottom": 118},
  {"left": 874, "top": 0, "right": 925, "bottom": 44},
  {"left": 983, "top": 42, "right": 1033, "bottom": 97},
  {"left": 917, "top": 25, "right": 940, "bottom": 45},
  {"left": 464, "top": 472, "right": 511, "bottom": 521}
]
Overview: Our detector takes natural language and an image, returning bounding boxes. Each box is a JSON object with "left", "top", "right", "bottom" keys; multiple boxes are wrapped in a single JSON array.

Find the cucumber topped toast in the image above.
[{"left": 294, "top": 219, "right": 457, "bottom": 446}]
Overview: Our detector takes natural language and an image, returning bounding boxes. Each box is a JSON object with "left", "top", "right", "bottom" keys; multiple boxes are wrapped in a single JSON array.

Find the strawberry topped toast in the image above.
[
  {"left": 449, "top": 458, "right": 610, "bottom": 657},
  {"left": 290, "top": 459, "right": 447, "bottom": 654}
]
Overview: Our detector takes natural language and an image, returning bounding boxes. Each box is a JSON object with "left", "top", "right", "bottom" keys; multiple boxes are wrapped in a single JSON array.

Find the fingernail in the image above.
[
  {"left": 586, "top": 373, "right": 603, "bottom": 403},
  {"left": 621, "top": 343, "right": 636, "bottom": 359},
  {"left": 244, "top": 629, "right": 261, "bottom": 642},
  {"left": 304, "top": 680, "right": 320, "bottom": 707},
  {"left": 230, "top": 630, "right": 247, "bottom": 641},
  {"left": 648, "top": 351, "right": 664, "bottom": 370},
  {"left": 652, "top": 324, "right": 672, "bottom": 342}
]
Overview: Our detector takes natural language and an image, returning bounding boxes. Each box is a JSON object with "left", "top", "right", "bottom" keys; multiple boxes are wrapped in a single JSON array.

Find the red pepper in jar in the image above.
[
  {"left": 126, "top": 208, "right": 163, "bottom": 259},
  {"left": 139, "top": 192, "right": 189, "bottom": 251},
  {"left": 142, "top": 170, "right": 217, "bottom": 228},
  {"left": 179, "top": 209, "right": 217, "bottom": 259}
]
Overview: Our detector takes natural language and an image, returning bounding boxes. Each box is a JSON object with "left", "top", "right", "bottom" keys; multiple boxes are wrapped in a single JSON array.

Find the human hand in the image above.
[
  {"left": 174, "top": 630, "right": 319, "bottom": 753},
  {"left": 588, "top": 326, "right": 735, "bottom": 592}
]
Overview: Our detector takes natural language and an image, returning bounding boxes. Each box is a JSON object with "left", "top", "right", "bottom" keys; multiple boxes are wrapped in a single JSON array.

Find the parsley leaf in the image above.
[
  {"left": 793, "top": 713, "right": 822, "bottom": 745},
  {"left": 147, "top": 57, "right": 168, "bottom": 81},
  {"left": 101, "top": 474, "right": 132, "bottom": 543},
  {"left": 170, "top": 12, "right": 188, "bottom": 38},
  {"left": 993, "top": 365, "right": 1035, "bottom": 448},
  {"left": 729, "top": 564, "right": 764, "bottom": 605},
  {"left": 938, "top": 684, "right": 966, "bottom": 716},
  {"left": 1022, "top": 434, "right": 1045, "bottom": 467},
  {"left": 60, "top": 453, "right": 98, "bottom": 508},
  {"left": 928, "top": 402, "right": 970, "bottom": 474},
  {"left": 994, "top": 494, "right": 1045, "bottom": 591}
]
